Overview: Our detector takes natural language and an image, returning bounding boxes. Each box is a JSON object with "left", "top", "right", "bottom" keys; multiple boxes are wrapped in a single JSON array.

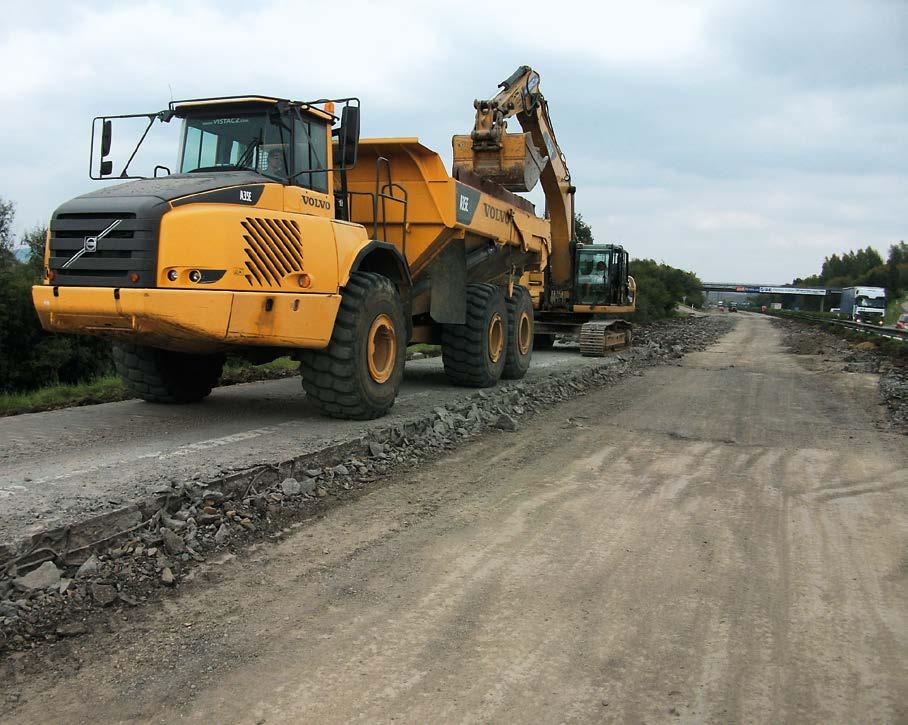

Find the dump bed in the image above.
[{"left": 344, "top": 139, "right": 551, "bottom": 281}]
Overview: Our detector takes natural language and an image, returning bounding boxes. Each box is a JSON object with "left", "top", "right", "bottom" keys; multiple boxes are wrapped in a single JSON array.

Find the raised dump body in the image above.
[{"left": 343, "top": 138, "right": 551, "bottom": 327}]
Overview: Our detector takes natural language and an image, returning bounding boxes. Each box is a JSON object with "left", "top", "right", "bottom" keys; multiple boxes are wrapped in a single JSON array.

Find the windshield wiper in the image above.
[{"left": 233, "top": 136, "right": 264, "bottom": 171}]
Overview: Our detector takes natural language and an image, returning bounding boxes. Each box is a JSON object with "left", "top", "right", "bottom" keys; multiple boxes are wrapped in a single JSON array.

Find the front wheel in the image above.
[
  {"left": 112, "top": 343, "right": 224, "bottom": 403},
  {"left": 299, "top": 272, "right": 406, "bottom": 420}
]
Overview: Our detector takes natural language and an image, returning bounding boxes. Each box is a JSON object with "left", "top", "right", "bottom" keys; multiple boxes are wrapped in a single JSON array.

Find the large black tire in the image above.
[
  {"left": 441, "top": 283, "right": 508, "bottom": 387},
  {"left": 299, "top": 272, "right": 406, "bottom": 420},
  {"left": 502, "top": 285, "right": 533, "bottom": 380},
  {"left": 533, "top": 333, "right": 555, "bottom": 350},
  {"left": 112, "top": 343, "right": 224, "bottom": 404}
]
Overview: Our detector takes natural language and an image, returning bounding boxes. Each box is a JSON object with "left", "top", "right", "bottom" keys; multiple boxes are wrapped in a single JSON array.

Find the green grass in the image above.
[
  {"left": 0, "top": 375, "right": 130, "bottom": 416},
  {"left": 220, "top": 355, "right": 300, "bottom": 384},
  {"left": 407, "top": 343, "right": 441, "bottom": 357}
]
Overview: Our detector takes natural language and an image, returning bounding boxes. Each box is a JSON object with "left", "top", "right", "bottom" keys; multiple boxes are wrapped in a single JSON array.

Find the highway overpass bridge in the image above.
[{"left": 703, "top": 283, "right": 842, "bottom": 310}]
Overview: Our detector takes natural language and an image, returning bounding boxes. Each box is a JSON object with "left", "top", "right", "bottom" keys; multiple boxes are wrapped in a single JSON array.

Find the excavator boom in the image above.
[{"left": 453, "top": 65, "right": 575, "bottom": 289}]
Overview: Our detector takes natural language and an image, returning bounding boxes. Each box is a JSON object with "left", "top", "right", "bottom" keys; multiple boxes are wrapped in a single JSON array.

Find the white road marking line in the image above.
[{"left": 3, "top": 427, "right": 281, "bottom": 491}]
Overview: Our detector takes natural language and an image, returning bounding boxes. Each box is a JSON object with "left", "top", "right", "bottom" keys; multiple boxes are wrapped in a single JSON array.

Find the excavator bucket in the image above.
[{"left": 452, "top": 132, "right": 546, "bottom": 193}]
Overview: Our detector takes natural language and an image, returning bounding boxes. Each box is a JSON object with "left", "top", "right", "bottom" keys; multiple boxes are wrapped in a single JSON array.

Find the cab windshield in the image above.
[
  {"left": 856, "top": 296, "right": 886, "bottom": 309},
  {"left": 178, "top": 108, "right": 328, "bottom": 191},
  {"left": 576, "top": 249, "right": 613, "bottom": 305}
]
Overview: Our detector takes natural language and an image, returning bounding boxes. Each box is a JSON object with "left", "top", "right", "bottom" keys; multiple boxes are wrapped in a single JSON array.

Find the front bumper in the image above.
[{"left": 33, "top": 286, "right": 341, "bottom": 353}]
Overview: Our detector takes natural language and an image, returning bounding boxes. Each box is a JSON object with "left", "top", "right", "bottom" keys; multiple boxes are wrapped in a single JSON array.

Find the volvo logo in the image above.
[
  {"left": 62, "top": 219, "right": 122, "bottom": 269},
  {"left": 302, "top": 196, "right": 330, "bottom": 210}
]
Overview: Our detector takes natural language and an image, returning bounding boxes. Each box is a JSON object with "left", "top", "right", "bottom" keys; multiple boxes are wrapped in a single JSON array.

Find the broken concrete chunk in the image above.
[
  {"left": 56, "top": 622, "right": 88, "bottom": 637},
  {"left": 90, "top": 583, "right": 117, "bottom": 607},
  {"left": 75, "top": 554, "right": 100, "bottom": 579},
  {"left": 13, "top": 561, "right": 63, "bottom": 591},
  {"left": 281, "top": 478, "right": 302, "bottom": 496},
  {"left": 494, "top": 414, "right": 518, "bottom": 432},
  {"left": 161, "top": 528, "right": 186, "bottom": 556}
]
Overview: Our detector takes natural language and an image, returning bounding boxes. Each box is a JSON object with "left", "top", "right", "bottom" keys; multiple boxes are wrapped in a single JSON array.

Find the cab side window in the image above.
[{"left": 293, "top": 117, "right": 329, "bottom": 193}]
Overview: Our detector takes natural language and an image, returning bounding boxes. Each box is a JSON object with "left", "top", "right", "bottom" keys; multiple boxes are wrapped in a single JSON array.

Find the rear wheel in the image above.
[
  {"left": 112, "top": 343, "right": 224, "bottom": 403},
  {"left": 299, "top": 271, "right": 406, "bottom": 420},
  {"left": 441, "top": 283, "right": 508, "bottom": 387},
  {"left": 502, "top": 285, "right": 533, "bottom": 379}
]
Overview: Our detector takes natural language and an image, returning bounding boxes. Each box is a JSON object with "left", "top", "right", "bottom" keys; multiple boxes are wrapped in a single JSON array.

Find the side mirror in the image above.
[
  {"left": 339, "top": 105, "right": 360, "bottom": 167},
  {"left": 101, "top": 119, "right": 112, "bottom": 158}
]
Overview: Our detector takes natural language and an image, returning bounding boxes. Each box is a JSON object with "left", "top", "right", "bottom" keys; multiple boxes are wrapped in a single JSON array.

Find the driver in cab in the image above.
[{"left": 264, "top": 149, "right": 287, "bottom": 179}]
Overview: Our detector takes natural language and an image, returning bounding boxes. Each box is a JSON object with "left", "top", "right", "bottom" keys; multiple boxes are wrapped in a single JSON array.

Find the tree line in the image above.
[{"left": 792, "top": 242, "right": 908, "bottom": 296}]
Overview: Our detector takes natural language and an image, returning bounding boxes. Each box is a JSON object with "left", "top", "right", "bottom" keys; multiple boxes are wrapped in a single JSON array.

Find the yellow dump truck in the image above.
[{"left": 33, "top": 69, "right": 634, "bottom": 419}]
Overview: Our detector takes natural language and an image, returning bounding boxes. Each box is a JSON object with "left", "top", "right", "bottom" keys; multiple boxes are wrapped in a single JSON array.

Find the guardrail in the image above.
[{"left": 766, "top": 310, "right": 907, "bottom": 342}]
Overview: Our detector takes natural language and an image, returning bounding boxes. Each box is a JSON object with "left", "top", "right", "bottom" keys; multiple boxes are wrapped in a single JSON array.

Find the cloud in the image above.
[{"left": 2, "top": 0, "right": 905, "bottom": 283}]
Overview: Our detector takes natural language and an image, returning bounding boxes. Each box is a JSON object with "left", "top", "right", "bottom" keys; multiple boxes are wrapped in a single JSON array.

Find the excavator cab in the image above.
[{"left": 573, "top": 244, "right": 629, "bottom": 307}]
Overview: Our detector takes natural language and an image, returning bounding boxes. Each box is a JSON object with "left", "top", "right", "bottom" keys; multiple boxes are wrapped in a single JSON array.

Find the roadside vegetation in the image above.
[{"left": 792, "top": 241, "right": 908, "bottom": 323}]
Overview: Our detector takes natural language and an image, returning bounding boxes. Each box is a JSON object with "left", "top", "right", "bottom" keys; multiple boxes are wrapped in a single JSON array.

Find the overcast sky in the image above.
[{"left": 2, "top": 0, "right": 905, "bottom": 282}]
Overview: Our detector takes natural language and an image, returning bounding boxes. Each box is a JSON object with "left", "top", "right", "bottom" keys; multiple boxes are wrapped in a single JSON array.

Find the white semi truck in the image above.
[{"left": 839, "top": 286, "right": 887, "bottom": 325}]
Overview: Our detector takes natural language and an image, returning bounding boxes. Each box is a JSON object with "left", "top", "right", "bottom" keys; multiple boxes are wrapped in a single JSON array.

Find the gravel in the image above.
[
  {"left": 774, "top": 317, "right": 908, "bottom": 432},
  {"left": 0, "top": 315, "right": 733, "bottom": 653}
]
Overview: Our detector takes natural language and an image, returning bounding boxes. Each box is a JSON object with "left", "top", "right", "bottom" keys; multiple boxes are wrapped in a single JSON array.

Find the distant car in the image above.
[
  {"left": 729, "top": 304, "right": 738, "bottom": 312},
  {"left": 896, "top": 313, "right": 908, "bottom": 330}
]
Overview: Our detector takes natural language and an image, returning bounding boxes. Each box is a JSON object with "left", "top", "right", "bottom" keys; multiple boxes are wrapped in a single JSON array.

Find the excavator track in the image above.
[{"left": 579, "top": 320, "right": 632, "bottom": 357}]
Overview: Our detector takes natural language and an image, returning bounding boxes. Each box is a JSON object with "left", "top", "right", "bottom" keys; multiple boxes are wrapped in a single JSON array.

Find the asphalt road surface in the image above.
[
  {"left": 0, "top": 349, "right": 602, "bottom": 545},
  {"left": 5, "top": 315, "right": 907, "bottom": 723}
]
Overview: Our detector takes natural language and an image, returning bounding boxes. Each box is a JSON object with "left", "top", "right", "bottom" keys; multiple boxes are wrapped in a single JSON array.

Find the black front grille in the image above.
[{"left": 48, "top": 212, "right": 158, "bottom": 287}]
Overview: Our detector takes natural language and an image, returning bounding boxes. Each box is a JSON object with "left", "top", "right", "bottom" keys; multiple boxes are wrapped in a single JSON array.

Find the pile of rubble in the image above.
[
  {"left": 0, "top": 315, "right": 733, "bottom": 652},
  {"left": 879, "top": 371, "right": 908, "bottom": 431}
]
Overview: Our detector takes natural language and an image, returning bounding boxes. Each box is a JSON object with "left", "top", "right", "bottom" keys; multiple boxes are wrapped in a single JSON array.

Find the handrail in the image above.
[
  {"left": 346, "top": 156, "right": 408, "bottom": 253},
  {"left": 764, "top": 310, "right": 907, "bottom": 341}
]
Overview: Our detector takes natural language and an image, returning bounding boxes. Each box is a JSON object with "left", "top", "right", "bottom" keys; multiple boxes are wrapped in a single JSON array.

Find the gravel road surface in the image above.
[{"left": 2, "top": 314, "right": 905, "bottom": 723}]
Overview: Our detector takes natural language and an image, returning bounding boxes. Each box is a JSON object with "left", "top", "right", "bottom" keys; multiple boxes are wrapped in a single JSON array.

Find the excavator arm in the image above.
[{"left": 453, "top": 65, "right": 576, "bottom": 289}]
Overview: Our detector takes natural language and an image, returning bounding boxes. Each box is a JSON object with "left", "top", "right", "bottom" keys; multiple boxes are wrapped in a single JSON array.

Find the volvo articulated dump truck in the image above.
[{"left": 33, "top": 68, "right": 635, "bottom": 419}]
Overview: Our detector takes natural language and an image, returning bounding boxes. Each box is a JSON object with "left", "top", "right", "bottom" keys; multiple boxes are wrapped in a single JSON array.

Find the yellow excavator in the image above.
[
  {"left": 33, "top": 68, "right": 634, "bottom": 419},
  {"left": 453, "top": 66, "right": 635, "bottom": 353}
]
